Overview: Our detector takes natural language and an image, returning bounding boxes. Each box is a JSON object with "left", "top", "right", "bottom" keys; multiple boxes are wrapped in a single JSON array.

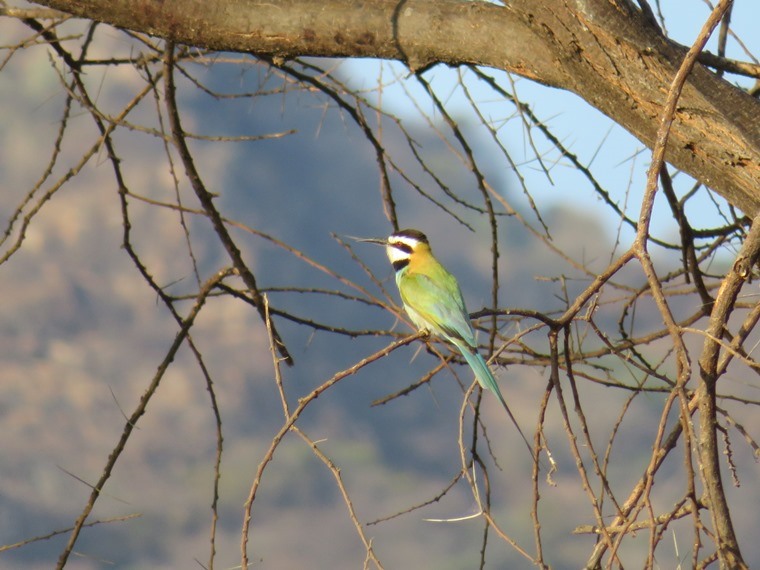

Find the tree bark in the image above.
[{"left": 30, "top": 0, "right": 760, "bottom": 215}]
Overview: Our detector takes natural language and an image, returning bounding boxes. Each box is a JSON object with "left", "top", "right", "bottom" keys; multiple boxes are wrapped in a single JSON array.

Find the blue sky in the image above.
[{"left": 339, "top": 2, "right": 759, "bottom": 247}]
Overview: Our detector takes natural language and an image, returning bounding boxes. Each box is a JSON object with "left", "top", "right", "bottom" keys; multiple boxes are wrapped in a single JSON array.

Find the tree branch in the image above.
[{"left": 30, "top": 0, "right": 760, "bottom": 215}]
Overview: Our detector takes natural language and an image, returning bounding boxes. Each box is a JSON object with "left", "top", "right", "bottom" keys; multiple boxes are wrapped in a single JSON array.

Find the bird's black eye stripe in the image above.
[
  {"left": 391, "top": 243, "right": 413, "bottom": 254},
  {"left": 392, "top": 259, "right": 410, "bottom": 271}
]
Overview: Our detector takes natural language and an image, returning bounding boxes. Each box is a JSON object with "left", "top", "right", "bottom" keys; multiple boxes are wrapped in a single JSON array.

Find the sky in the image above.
[{"left": 340, "top": 0, "right": 760, "bottom": 243}]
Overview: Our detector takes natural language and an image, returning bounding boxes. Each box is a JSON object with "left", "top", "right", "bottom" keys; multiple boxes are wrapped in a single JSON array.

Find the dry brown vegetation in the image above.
[{"left": 1, "top": 1, "right": 759, "bottom": 568}]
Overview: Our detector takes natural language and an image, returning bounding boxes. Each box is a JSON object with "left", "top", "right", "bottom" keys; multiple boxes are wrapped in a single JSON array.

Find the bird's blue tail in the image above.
[
  {"left": 457, "top": 343, "right": 506, "bottom": 403},
  {"left": 455, "top": 342, "right": 536, "bottom": 462}
]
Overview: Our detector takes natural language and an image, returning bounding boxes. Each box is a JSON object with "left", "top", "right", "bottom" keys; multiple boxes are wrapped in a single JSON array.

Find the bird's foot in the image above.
[{"left": 418, "top": 328, "right": 431, "bottom": 340}]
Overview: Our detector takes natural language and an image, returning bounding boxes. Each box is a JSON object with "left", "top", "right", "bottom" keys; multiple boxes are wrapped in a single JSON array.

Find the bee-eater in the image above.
[{"left": 360, "top": 228, "right": 535, "bottom": 461}]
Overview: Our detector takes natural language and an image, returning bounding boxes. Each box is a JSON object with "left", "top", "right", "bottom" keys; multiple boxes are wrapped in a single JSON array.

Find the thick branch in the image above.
[
  {"left": 695, "top": 212, "right": 760, "bottom": 570},
  {"left": 30, "top": 0, "right": 760, "bottom": 214}
]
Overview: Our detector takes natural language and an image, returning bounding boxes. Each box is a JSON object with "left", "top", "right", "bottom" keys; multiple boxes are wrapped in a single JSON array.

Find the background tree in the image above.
[{"left": 0, "top": 1, "right": 758, "bottom": 569}]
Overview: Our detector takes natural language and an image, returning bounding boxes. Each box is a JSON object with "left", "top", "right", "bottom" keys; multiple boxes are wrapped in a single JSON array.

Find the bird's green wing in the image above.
[{"left": 398, "top": 269, "right": 477, "bottom": 347}]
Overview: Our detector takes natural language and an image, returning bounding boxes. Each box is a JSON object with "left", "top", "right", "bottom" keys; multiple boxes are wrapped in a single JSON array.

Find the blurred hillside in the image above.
[{"left": 0, "top": 29, "right": 757, "bottom": 570}]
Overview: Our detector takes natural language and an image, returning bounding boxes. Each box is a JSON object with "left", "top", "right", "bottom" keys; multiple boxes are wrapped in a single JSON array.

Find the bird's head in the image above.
[{"left": 355, "top": 228, "right": 431, "bottom": 271}]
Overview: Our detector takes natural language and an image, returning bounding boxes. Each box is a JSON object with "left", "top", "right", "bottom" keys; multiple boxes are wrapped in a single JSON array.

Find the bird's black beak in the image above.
[{"left": 350, "top": 236, "right": 387, "bottom": 246}]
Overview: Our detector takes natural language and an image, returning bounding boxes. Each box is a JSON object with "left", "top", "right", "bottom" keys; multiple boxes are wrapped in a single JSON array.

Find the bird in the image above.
[{"left": 358, "top": 228, "right": 536, "bottom": 462}]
